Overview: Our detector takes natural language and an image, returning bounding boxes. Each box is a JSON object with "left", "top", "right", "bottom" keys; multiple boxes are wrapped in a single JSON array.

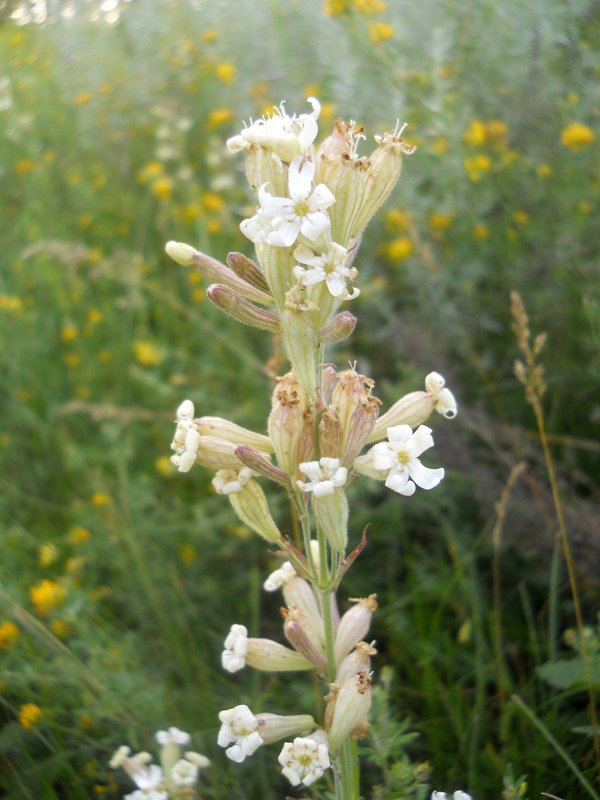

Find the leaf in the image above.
[{"left": 537, "top": 656, "right": 600, "bottom": 690}]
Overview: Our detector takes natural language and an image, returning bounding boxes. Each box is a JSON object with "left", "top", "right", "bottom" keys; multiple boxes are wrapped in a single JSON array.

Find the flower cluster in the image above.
[
  {"left": 109, "top": 727, "right": 209, "bottom": 800},
  {"left": 163, "top": 100, "right": 457, "bottom": 795}
]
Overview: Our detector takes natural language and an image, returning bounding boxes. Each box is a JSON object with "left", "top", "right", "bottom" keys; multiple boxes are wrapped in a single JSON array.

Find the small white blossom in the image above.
[
  {"left": 425, "top": 371, "right": 458, "bottom": 419},
  {"left": 293, "top": 242, "right": 360, "bottom": 299},
  {"left": 263, "top": 561, "right": 296, "bottom": 591},
  {"left": 297, "top": 457, "right": 348, "bottom": 497},
  {"left": 222, "top": 624, "right": 249, "bottom": 673},
  {"left": 354, "top": 425, "right": 444, "bottom": 496},
  {"left": 124, "top": 791, "right": 168, "bottom": 800},
  {"left": 155, "top": 727, "right": 191, "bottom": 746},
  {"left": 278, "top": 731, "right": 330, "bottom": 787},
  {"left": 170, "top": 758, "right": 198, "bottom": 787},
  {"left": 431, "top": 792, "right": 472, "bottom": 800},
  {"left": 129, "top": 763, "right": 163, "bottom": 792},
  {"left": 227, "top": 97, "right": 321, "bottom": 163},
  {"left": 242, "top": 157, "right": 335, "bottom": 248},
  {"left": 212, "top": 467, "right": 254, "bottom": 495},
  {"left": 217, "top": 704, "right": 264, "bottom": 763},
  {"left": 170, "top": 427, "right": 201, "bottom": 473},
  {"left": 109, "top": 745, "right": 131, "bottom": 769}
]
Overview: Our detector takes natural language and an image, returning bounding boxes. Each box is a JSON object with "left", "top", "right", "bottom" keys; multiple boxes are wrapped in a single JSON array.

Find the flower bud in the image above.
[
  {"left": 234, "top": 445, "right": 291, "bottom": 489},
  {"left": 255, "top": 243, "right": 295, "bottom": 309},
  {"left": 167, "top": 243, "right": 272, "bottom": 305},
  {"left": 327, "top": 670, "right": 372, "bottom": 750},
  {"left": 228, "top": 478, "right": 281, "bottom": 543},
  {"left": 282, "top": 577, "right": 324, "bottom": 648},
  {"left": 257, "top": 713, "right": 316, "bottom": 745},
  {"left": 280, "top": 308, "right": 319, "bottom": 399},
  {"left": 320, "top": 366, "right": 339, "bottom": 405},
  {"left": 268, "top": 372, "right": 311, "bottom": 479},
  {"left": 196, "top": 416, "right": 272, "bottom": 453},
  {"left": 368, "top": 391, "right": 434, "bottom": 442},
  {"left": 334, "top": 595, "right": 378, "bottom": 664},
  {"left": 312, "top": 489, "right": 348, "bottom": 553},
  {"left": 336, "top": 641, "right": 377, "bottom": 685},
  {"left": 193, "top": 436, "right": 243, "bottom": 470},
  {"left": 331, "top": 368, "right": 381, "bottom": 465},
  {"left": 283, "top": 606, "right": 327, "bottom": 671},
  {"left": 226, "top": 251, "right": 271, "bottom": 293},
  {"left": 424, "top": 371, "right": 458, "bottom": 419},
  {"left": 246, "top": 639, "right": 314, "bottom": 672},
  {"left": 318, "top": 311, "right": 357, "bottom": 344},
  {"left": 207, "top": 284, "right": 280, "bottom": 332}
]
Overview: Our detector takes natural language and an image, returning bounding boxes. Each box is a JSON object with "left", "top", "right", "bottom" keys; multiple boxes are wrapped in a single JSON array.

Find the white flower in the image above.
[
  {"left": 227, "top": 98, "right": 321, "bottom": 163},
  {"left": 278, "top": 731, "right": 330, "bottom": 787},
  {"left": 293, "top": 242, "right": 360, "bottom": 300},
  {"left": 263, "top": 561, "right": 296, "bottom": 591},
  {"left": 431, "top": 792, "right": 472, "bottom": 800},
  {"left": 212, "top": 467, "right": 254, "bottom": 495},
  {"left": 170, "top": 427, "right": 201, "bottom": 473},
  {"left": 131, "top": 764, "right": 163, "bottom": 791},
  {"left": 354, "top": 425, "right": 444, "bottom": 496},
  {"left": 124, "top": 791, "right": 168, "bottom": 800},
  {"left": 243, "top": 157, "right": 335, "bottom": 247},
  {"left": 217, "top": 705, "right": 264, "bottom": 762},
  {"left": 424, "top": 371, "right": 458, "bottom": 419},
  {"left": 109, "top": 745, "right": 131, "bottom": 769},
  {"left": 155, "top": 727, "right": 191, "bottom": 746},
  {"left": 222, "top": 624, "right": 249, "bottom": 672},
  {"left": 297, "top": 457, "right": 348, "bottom": 497},
  {"left": 170, "top": 758, "right": 198, "bottom": 787}
]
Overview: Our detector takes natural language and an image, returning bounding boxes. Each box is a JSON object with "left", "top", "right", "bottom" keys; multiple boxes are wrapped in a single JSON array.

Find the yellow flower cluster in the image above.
[
  {"left": 19, "top": 703, "right": 42, "bottom": 729},
  {"left": 464, "top": 154, "right": 491, "bottom": 182},
  {"left": 368, "top": 21, "right": 394, "bottom": 43},
  {"left": 0, "top": 620, "right": 19, "bottom": 649},
  {"left": 0, "top": 295, "right": 23, "bottom": 313},
  {"left": 463, "top": 119, "right": 508, "bottom": 147},
  {"left": 560, "top": 122, "right": 595, "bottom": 150},
  {"left": 133, "top": 340, "right": 164, "bottom": 367},
  {"left": 30, "top": 579, "right": 66, "bottom": 616}
]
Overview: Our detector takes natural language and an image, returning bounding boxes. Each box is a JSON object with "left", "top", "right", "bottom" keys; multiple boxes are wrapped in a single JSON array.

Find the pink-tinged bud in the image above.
[
  {"left": 207, "top": 284, "right": 280, "bottom": 332},
  {"left": 312, "top": 489, "right": 348, "bottom": 553},
  {"left": 256, "top": 713, "right": 316, "bottom": 745},
  {"left": 282, "top": 577, "right": 324, "bottom": 649},
  {"left": 192, "top": 250, "right": 273, "bottom": 305},
  {"left": 228, "top": 478, "right": 281, "bottom": 543},
  {"left": 327, "top": 670, "right": 372, "bottom": 750},
  {"left": 234, "top": 445, "right": 291, "bottom": 490},
  {"left": 283, "top": 606, "right": 327, "bottom": 672},
  {"left": 320, "top": 366, "right": 339, "bottom": 405},
  {"left": 268, "top": 372, "right": 311, "bottom": 480},
  {"left": 336, "top": 641, "right": 377, "bottom": 685},
  {"left": 318, "top": 312, "right": 357, "bottom": 344},
  {"left": 226, "top": 252, "right": 271, "bottom": 293},
  {"left": 331, "top": 368, "right": 381, "bottom": 466},
  {"left": 280, "top": 308, "right": 319, "bottom": 399},
  {"left": 350, "top": 125, "right": 416, "bottom": 240},
  {"left": 334, "top": 595, "right": 378, "bottom": 664},
  {"left": 195, "top": 416, "right": 273, "bottom": 453},
  {"left": 319, "top": 406, "right": 343, "bottom": 459},
  {"left": 246, "top": 639, "right": 314, "bottom": 672}
]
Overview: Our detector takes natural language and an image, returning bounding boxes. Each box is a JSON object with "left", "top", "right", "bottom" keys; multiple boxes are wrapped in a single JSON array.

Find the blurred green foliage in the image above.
[{"left": 1, "top": 1, "right": 599, "bottom": 798}]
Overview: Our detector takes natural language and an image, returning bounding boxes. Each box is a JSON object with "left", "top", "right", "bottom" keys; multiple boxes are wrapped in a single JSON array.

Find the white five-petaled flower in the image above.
[
  {"left": 354, "top": 425, "right": 444, "bottom": 496},
  {"left": 226, "top": 97, "right": 321, "bottom": 164},
  {"left": 278, "top": 731, "right": 330, "bottom": 787},
  {"left": 212, "top": 467, "right": 254, "bottom": 495},
  {"left": 431, "top": 792, "right": 472, "bottom": 800},
  {"left": 263, "top": 560, "right": 296, "bottom": 591},
  {"left": 130, "top": 764, "right": 163, "bottom": 791},
  {"left": 217, "top": 705, "right": 263, "bottom": 763},
  {"left": 293, "top": 242, "right": 360, "bottom": 300},
  {"left": 222, "top": 624, "right": 249, "bottom": 673},
  {"left": 425, "top": 371, "right": 458, "bottom": 419},
  {"left": 155, "top": 726, "right": 191, "bottom": 746},
  {"left": 296, "top": 457, "right": 348, "bottom": 497},
  {"left": 242, "top": 156, "right": 335, "bottom": 247}
]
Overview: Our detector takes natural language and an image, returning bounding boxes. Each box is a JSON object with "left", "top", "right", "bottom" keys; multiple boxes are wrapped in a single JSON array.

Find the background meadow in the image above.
[{"left": 1, "top": 0, "right": 599, "bottom": 798}]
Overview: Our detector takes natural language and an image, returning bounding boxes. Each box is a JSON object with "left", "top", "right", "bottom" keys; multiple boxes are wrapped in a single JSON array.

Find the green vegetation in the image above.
[{"left": 1, "top": 1, "right": 598, "bottom": 798}]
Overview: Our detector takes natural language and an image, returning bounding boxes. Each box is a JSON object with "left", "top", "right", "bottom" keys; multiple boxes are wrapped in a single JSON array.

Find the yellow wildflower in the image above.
[
  {"left": 202, "top": 192, "right": 225, "bottom": 213},
  {"left": 561, "top": 122, "right": 594, "bottom": 150},
  {"left": 202, "top": 29, "right": 219, "bottom": 43},
  {"left": 179, "top": 544, "right": 198, "bottom": 565},
  {"left": 182, "top": 203, "right": 201, "bottom": 222},
  {"left": 64, "top": 353, "right": 80, "bottom": 367},
  {"left": 428, "top": 212, "right": 454, "bottom": 231},
  {"left": 387, "top": 236, "right": 413, "bottom": 261},
  {"left": 192, "top": 289, "right": 204, "bottom": 303},
  {"left": 91, "top": 492, "right": 111, "bottom": 507},
  {"left": 464, "top": 154, "right": 491, "bottom": 182},
  {"left": 30, "top": 579, "right": 66, "bottom": 616},
  {"left": 137, "top": 161, "right": 164, "bottom": 184},
  {"left": 207, "top": 220, "right": 222, "bottom": 235},
  {"left": 68, "top": 525, "right": 92, "bottom": 545},
  {"left": 61, "top": 323, "right": 78, "bottom": 343},
  {"left": 15, "top": 159, "right": 34, "bottom": 174},
  {"left": 0, "top": 621, "right": 19, "bottom": 649},
  {"left": 208, "top": 107, "right": 234, "bottom": 128},
  {"left": 513, "top": 210, "right": 529, "bottom": 225},
  {"left": 39, "top": 543, "right": 58, "bottom": 567},
  {"left": 472, "top": 223, "right": 489, "bottom": 240},
  {"left": 78, "top": 213, "right": 93, "bottom": 229},
  {"left": 19, "top": 703, "right": 42, "bottom": 730},
  {"left": 151, "top": 177, "right": 174, "bottom": 200},
  {"left": 486, "top": 119, "right": 507, "bottom": 144},
  {"left": 215, "top": 62, "right": 236, "bottom": 84},
  {"left": 578, "top": 201, "right": 591, "bottom": 214},
  {"left": 154, "top": 455, "right": 175, "bottom": 477},
  {"left": 73, "top": 91, "right": 92, "bottom": 107},
  {"left": 50, "top": 619, "right": 73, "bottom": 639},
  {"left": 324, "top": 0, "right": 351, "bottom": 15},
  {"left": 320, "top": 102, "right": 336, "bottom": 121},
  {"left": 385, "top": 209, "right": 411, "bottom": 232},
  {"left": 87, "top": 309, "right": 102, "bottom": 324},
  {"left": 368, "top": 21, "right": 394, "bottom": 42},
  {"left": 0, "top": 295, "right": 23, "bottom": 313},
  {"left": 536, "top": 164, "right": 552, "bottom": 178},
  {"left": 133, "top": 340, "right": 163, "bottom": 367},
  {"left": 354, "top": 0, "right": 386, "bottom": 14},
  {"left": 463, "top": 120, "right": 487, "bottom": 147}
]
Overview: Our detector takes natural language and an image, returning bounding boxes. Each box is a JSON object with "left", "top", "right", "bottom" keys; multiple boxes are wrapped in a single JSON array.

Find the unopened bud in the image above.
[
  {"left": 327, "top": 670, "right": 372, "bottom": 750},
  {"left": 228, "top": 479, "right": 281, "bottom": 543},
  {"left": 368, "top": 391, "right": 434, "bottom": 442},
  {"left": 192, "top": 250, "right": 272, "bottom": 305},
  {"left": 246, "top": 639, "right": 314, "bottom": 672},
  {"left": 196, "top": 416, "right": 273, "bottom": 453},
  {"left": 280, "top": 308, "right": 319, "bottom": 398},
  {"left": 235, "top": 445, "right": 291, "bottom": 489},
  {"left": 312, "top": 489, "right": 348, "bottom": 553},
  {"left": 255, "top": 243, "right": 295, "bottom": 309},
  {"left": 284, "top": 607, "right": 327, "bottom": 671},
  {"left": 282, "top": 577, "right": 324, "bottom": 649},
  {"left": 207, "top": 284, "right": 280, "bottom": 332},
  {"left": 226, "top": 252, "right": 271, "bottom": 293},
  {"left": 334, "top": 595, "right": 378, "bottom": 664},
  {"left": 320, "top": 366, "right": 339, "bottom": 405},
  {"left": 165, "top": 240, "right": 197, "bottom": 266},
  {"left": 336, "top": 641, "right": 377, "bottom": 685},
  {"left": 318, "top": 312, "right": 357, "bottom": 344},
  {"left": 256, "top": 713, "right": 316, "bottom": 745}
]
